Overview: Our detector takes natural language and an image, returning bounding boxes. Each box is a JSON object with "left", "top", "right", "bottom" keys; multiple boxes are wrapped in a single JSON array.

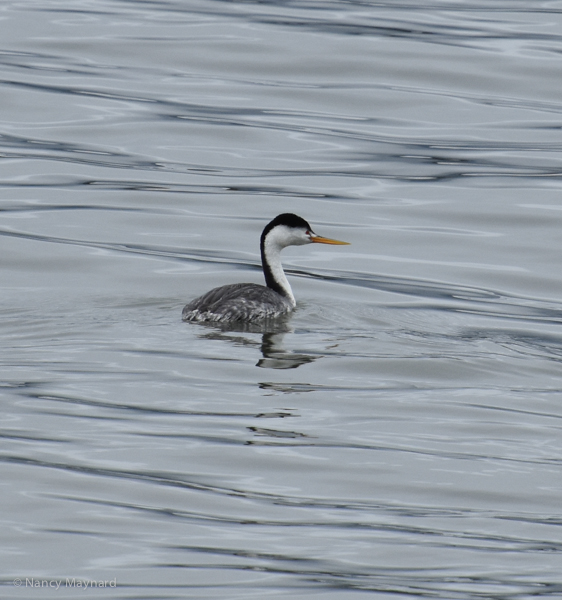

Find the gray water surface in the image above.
[{"left": 1, "top": 1, "right": 562, "bottom": 598}]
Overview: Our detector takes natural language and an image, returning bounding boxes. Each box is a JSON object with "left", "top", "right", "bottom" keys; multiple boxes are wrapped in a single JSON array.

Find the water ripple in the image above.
[{"left": 3, "top": 2, "right": 562, "bottom": 598}]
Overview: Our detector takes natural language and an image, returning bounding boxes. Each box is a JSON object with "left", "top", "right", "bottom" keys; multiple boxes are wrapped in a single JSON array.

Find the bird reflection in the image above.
[
  {"left": 257, "top": 332, "right": 315, "bottom": 369},
  {"left": 195, "top": 320, "right": 317, "bottom": 369}
]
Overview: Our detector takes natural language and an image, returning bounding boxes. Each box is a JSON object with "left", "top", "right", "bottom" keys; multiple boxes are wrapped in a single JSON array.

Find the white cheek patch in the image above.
[{"left": 272, "top": 226, "right": 311, "bottom": 248}]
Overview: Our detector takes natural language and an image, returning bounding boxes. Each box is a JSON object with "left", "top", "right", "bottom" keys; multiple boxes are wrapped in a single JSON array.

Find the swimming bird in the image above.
[{"left": 182, "top": 213, "right": 349, "bottom": 323}]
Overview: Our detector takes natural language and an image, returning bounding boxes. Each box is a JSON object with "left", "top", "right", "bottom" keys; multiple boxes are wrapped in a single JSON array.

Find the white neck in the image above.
[{"left": 262, "top": 231, "right": 296, "bottom": 307}]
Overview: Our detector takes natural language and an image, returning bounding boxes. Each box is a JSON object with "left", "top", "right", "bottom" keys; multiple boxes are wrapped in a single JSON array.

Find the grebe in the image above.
[{"left": 182, "top": 213, "right": 349, "bottom": 323}]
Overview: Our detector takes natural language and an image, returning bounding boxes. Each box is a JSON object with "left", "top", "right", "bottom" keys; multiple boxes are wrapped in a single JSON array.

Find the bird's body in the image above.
[
  {"left": 182, "top": 213, "right": 348, "bottom": 323},
  {"left": 182, "top": 282, "right": 293, "bottom": 323}
]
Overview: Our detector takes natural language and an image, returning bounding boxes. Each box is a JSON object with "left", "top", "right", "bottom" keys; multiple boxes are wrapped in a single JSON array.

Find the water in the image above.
[{"left": 2, "top": 1, "right": 562, "bottom": 598}]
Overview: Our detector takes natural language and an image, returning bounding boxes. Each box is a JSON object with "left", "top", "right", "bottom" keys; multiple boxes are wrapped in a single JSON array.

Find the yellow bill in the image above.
[{"left": 310, "top": 234, "right": 350, "bottom": 245}]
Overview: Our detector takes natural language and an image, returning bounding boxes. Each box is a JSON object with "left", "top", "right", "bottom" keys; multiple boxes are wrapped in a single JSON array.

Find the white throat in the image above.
[{"left": 263, "top": 236, "right": 295, "bottom": 306}]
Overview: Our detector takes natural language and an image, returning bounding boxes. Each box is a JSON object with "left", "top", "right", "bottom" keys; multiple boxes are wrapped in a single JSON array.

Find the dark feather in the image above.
[{"left": 182, "top": 283, "right": 292, "bottom": 322}]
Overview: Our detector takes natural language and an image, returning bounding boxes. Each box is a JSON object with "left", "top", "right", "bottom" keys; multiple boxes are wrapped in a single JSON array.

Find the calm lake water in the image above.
[{"left": 2, "top": 1, "right": 562, "bottom": 598}]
